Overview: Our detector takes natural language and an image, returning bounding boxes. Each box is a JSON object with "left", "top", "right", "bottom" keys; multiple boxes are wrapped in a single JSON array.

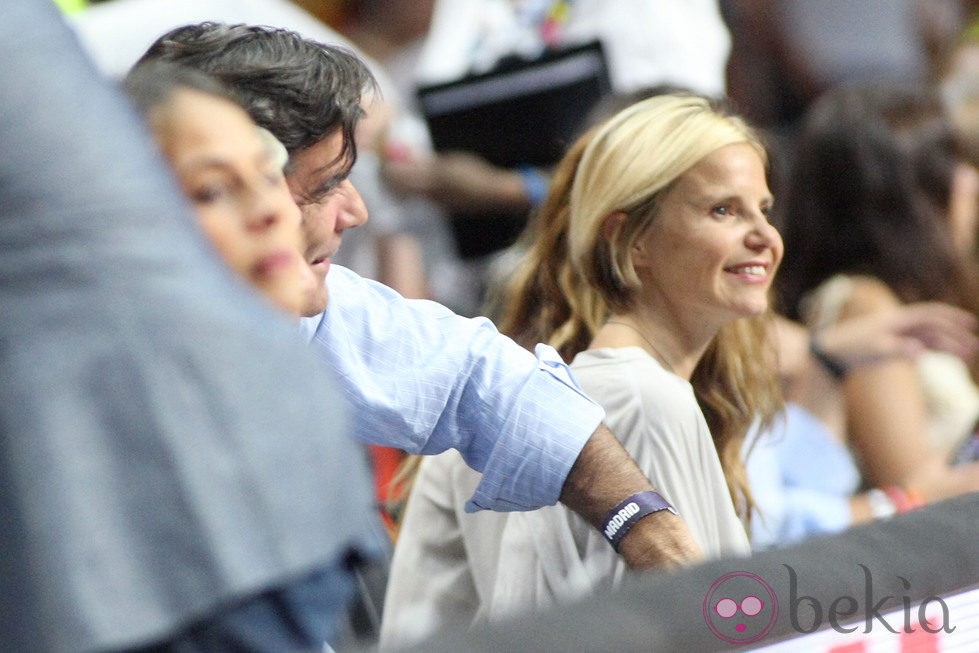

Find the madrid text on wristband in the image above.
[{"left": 602, "top": 490, "right": 678, "bottom": 551}]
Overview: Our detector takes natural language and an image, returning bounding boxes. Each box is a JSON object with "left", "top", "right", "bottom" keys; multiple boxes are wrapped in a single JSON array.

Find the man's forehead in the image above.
[{"left": 288, "top": 156, "right": 352, "bottom": 190}]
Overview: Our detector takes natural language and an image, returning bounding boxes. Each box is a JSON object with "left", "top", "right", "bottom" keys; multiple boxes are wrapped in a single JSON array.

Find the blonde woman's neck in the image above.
[{"left": 594, "top": 310, "right": 713, "bottom": 381}]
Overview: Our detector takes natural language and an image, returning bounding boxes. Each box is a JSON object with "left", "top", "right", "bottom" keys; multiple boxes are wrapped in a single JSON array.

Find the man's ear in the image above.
[{"left": 600, "top": 211, "right": 627, "bottom": 243}]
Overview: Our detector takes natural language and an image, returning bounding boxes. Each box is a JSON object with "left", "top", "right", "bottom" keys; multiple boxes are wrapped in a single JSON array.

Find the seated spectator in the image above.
[
  {"left": 751, "top": 307, "right": 979, "bottom": 549},
  {"left": 487, "top": 92, "right": 781, "bottom": 613},
  {"left": 383, "top": 94, "right": 784, "bottom": 643},
  {"left": 775, "top": 81, "right": 979, "bottom": 518},
  {"left": 124, "top": 60, "right": 313, "bottom": 316}
]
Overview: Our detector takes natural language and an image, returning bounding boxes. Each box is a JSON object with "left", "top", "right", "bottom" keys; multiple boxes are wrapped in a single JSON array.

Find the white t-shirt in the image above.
[{"left": 415, "top": 0, "right": 731, "bottom": 97}]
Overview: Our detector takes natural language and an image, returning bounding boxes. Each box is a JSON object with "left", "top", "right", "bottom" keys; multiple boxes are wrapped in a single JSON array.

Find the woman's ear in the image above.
[{"left": 600, "top": 211, "right": 627, "bottom": 243}]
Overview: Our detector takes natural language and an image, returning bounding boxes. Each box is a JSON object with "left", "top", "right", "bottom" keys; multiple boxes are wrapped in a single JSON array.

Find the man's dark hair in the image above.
[{"left": 137, "top": 22, "right": 378, "bottom": 171}]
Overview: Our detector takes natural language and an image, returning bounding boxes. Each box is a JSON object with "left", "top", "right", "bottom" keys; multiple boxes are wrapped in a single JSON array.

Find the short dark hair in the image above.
[{"left": 136, "top": 22, "right": 378, "bottom": 170}]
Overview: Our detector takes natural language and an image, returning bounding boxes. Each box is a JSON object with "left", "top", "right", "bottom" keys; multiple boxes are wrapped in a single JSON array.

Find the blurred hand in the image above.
[
  {"left": 816, "top": 302, "right": 979, "bottom": 370},
  {"left": 771, "top": 314, "right": 811, "bottom": 380},
  {"left": 381, "top": 149, "right": 529, "bottom": 213}
]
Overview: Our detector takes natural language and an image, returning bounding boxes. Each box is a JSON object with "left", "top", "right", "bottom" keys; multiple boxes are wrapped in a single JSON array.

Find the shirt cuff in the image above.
[{"left": 465, "top": 344, "right": 605, "bottom": 512}]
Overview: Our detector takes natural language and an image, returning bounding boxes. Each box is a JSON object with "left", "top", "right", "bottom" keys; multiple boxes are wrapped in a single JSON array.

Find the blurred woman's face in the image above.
[
  {"left": 631, "top": 143, "right": 783, "bottom": 332},
  {"left": 152, "top": 88, "right": 313, "bottom": 315}
]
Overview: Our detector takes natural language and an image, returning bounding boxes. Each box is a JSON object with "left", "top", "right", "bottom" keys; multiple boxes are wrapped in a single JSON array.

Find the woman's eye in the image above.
[
  {"left": 711, "top": 205, "right": 731, "bottom": 218},
  {"left": 262, "top": 166, "right": 285, "bottom": 186},
  {"left": 190, "top": 184, "right": 229, "bottom": 204}
]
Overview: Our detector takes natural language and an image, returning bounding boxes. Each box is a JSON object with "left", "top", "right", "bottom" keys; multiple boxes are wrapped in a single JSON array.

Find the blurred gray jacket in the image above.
[{"left": 0, "top": 1, "right": 375, "bottom": 650}]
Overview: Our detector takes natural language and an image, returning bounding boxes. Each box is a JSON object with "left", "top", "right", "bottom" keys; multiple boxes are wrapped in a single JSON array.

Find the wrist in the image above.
[
  {"left": 809, "top": 333, "right": 850, "bottom": 381},
  {"left": 602, "top": 490, "right": 678, "bottom": 552},
  {"left": 518, "top": 164, "right": 550, "bottom": 206},
  {"left": 615, "top": 509, "right": 702, "bottom": 570},
  {"left": 865, "top": 488, "right": 898, "bottom": 520}
]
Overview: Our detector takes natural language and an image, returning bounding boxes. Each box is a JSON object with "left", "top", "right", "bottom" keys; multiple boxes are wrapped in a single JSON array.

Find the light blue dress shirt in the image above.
[{"left": 300, "top": 264, "right": 606, "bottom": 513}]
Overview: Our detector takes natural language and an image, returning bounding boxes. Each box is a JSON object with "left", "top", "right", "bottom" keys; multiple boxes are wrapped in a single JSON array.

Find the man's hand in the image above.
[
  {"left": 616, "top": 511, "right": 704, "bottom": 570},
  {"left": 559, "top": 424, "right": 704, "bottom": 570}
]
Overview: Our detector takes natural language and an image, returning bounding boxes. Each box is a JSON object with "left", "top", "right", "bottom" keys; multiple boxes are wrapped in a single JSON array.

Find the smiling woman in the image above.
[
  {"left": 124, "top": 61, "right": 314, "bottom": 316},
  {"left": 494, "top": 94, "right": 783, "bottom": 579},
  {"left": 381, "top": 93, "right": 784, "bottom": 643}
]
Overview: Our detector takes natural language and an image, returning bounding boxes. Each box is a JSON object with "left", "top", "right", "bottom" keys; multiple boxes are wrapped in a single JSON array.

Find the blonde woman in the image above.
[
  {"left": 381, "top": 93, "right": 979, "bottom": 648},
  {"left": 382, "top": 94, "right": 782, "bottom": 644},
  {"left": 486, "top": 94, "right": 784, "bottom": 615}
]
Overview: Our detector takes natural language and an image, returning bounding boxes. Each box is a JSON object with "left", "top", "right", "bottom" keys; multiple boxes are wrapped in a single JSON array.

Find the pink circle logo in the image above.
[{"left": 703, "top": 571, "right": 779, "bottom": 645}]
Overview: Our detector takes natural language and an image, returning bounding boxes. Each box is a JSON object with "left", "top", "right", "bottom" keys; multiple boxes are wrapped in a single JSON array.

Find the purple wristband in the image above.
[{"left": 602, "top": 490, "right": 678, "bottom": 551}]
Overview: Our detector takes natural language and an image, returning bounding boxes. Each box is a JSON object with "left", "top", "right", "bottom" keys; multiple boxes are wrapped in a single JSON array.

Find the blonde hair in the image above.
[{"left": 499, "top": 94, "right": 782, "bottom": 518}]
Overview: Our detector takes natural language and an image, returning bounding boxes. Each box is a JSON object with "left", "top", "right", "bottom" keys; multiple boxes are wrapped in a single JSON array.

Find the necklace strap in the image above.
[{"left": 605, "top": 320, "right": 677, "bottom": 375}]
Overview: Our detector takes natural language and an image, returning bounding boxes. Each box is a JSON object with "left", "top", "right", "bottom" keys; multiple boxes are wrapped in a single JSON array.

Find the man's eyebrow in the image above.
[
  {"left": 309, "top": 170, "right": 349, "bottom": 196},
  {"left": 308, "top": 151, "right": 354, "bottom": 179},
  {"left": 310, "top": 159, "right": 354, "bottom": 191}
]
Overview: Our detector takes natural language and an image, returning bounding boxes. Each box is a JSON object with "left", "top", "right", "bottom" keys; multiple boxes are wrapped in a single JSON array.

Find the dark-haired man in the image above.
[{"left": 136, "top": 20, "right": 703, "bottom": 571}]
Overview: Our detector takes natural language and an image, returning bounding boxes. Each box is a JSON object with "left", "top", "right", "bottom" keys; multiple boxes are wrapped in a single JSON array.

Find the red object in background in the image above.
[{"left": 368, "top": 444, "right": 405, "bottom": 536}]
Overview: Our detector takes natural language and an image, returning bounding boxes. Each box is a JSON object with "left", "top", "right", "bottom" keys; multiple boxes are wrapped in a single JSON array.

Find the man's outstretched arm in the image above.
[{"left": 560, "top": 423, "right": 705, "bottom": 569}]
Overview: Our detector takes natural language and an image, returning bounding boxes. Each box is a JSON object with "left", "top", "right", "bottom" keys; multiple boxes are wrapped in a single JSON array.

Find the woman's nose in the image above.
[
  {"left": 244, "top": 189, "right": 283, "bottom": 232},
  {"left": 746, "top": 213, "right": 781, "bottom": 251}
]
